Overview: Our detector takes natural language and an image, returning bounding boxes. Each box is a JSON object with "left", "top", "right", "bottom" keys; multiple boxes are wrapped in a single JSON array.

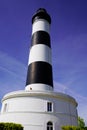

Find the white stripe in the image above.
[
  {"left": 28, "top": 44, "right": 52, "bottom": 65},
  {"left": 32, "top": 19, "right": 50, "bottom": 34},
  {"left": 25, "top": 84, "right": 53, "bottom": 91}
]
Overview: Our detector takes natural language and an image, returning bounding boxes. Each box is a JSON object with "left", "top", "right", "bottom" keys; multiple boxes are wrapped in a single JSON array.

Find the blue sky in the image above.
[{"left": 0, "top": 0, "right": 87, "bottom": 125}]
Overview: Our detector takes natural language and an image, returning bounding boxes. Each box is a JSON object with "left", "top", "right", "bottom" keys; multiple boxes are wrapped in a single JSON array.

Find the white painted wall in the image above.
[
  {"left": 32, "top": 19, "right": 50, "bottom": 34},
  {"left": 0, "top": 90, "right": 78, "bottom": 130},
  {"left": 29, "top": 44, "right": 52, "bottom": 65},
  {"left": 25, "top": 83, "right": 53, "bottom": 91}
]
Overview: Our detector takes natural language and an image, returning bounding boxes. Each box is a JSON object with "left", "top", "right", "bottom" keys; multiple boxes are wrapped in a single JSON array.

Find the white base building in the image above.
[{"left": 0, "top": 90, "right": 78, "bottom": 130}]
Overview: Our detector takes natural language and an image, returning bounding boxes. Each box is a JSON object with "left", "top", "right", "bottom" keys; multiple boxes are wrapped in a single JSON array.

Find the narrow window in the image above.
[
  {"left": 47, "top": 102, "right": 52, "bottom": 112},
  {"left": 47, "top": 122, "right": 53, "bottom": 130},
  {"left": 3, "top": 103, "right": 8, "bottom": 112}
]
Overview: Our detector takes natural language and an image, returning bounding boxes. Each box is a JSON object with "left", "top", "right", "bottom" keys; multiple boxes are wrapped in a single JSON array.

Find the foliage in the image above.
[
  {"left": 0, "top": 122, "right": 23, "bottom": 130},
  {"left": 78, "top": 116, "right": 85, "bottom": 128},
  {"left": 62, "top": 126, "right": 80, "bottom": 130},
  {"left": 61, "top": 126, "right": 87, "bottom": 130}
]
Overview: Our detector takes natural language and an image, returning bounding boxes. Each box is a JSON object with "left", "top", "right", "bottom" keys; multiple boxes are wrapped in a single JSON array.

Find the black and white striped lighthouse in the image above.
[
  {"left": 25, "top": 8, "right": 53, "bottom": 91},
  {"left": 0, "top": 8, "right": 78, "bottom": 129}
]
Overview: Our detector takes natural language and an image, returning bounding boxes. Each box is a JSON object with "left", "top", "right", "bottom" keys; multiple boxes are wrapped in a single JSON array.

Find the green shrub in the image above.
[
  {"left": 0, "top": 122, "right": 23, "bottom": 130},
  {"left": 62, "top": 126, "right": 80, "bottom": 130},
  {"left": 62, "top": 126, "right": 87, "bottom": 130}
]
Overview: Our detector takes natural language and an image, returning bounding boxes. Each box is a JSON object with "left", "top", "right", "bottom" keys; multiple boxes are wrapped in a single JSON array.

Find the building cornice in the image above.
[{"left": 2, "top": 90, "right": 78, "bottom": 107}]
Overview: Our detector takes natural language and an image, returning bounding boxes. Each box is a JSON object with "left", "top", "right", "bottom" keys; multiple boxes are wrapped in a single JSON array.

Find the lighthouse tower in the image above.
[
  {"left": 0, "top": 8, "right": 78, "bottom": 130},
  {"left": 25, "top": 8, "right": 53, "bottom": 91}
]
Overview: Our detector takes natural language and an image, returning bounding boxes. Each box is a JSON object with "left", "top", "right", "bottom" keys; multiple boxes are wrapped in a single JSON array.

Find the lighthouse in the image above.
[
  {"left": 0, "top": 8, "right": 78, "bottom": 130},
  {"left": 25, "top": 8, "right": 53, "bottom": 91}
]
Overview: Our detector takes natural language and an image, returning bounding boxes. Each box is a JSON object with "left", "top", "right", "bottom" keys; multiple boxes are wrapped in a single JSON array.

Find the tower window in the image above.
[
  {"left": 47, "top": 102, "right": 53, "bottom": 112},
  {"left": 47, "top": 122, "right": 53, "bottom": 130},
  {"left": 3, "top": 103, "right": 8, "bottom": 112}
]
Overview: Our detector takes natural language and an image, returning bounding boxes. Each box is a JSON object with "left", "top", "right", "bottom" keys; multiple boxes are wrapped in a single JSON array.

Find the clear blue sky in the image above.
[{"left": 0, "top": 0, "right": 87, "bottom": 124}]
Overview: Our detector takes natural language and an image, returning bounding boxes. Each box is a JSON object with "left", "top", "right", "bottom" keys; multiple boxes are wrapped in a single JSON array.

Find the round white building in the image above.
[
  {"left": 0, "top": 90, "right": 78, "bottom": 130},
  {"left": 0, "top": 8, "right": 78, "bottom": 130}
]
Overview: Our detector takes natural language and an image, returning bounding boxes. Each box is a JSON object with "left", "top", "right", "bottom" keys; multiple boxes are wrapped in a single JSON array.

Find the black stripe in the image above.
[
  {"left": 26, "top": 62, "right": 53, "bottom": 87},
  {"left": 32, "top": 9, "right": 51, "bottom": 24},
  {"left": 31, "top": 31, "right": 51, "bottom": 48}
]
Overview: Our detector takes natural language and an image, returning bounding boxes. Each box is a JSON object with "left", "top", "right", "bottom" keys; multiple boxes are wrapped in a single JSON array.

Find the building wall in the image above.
[{"left": 0, "top": 90, "right": 78, "bottom": 130}]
